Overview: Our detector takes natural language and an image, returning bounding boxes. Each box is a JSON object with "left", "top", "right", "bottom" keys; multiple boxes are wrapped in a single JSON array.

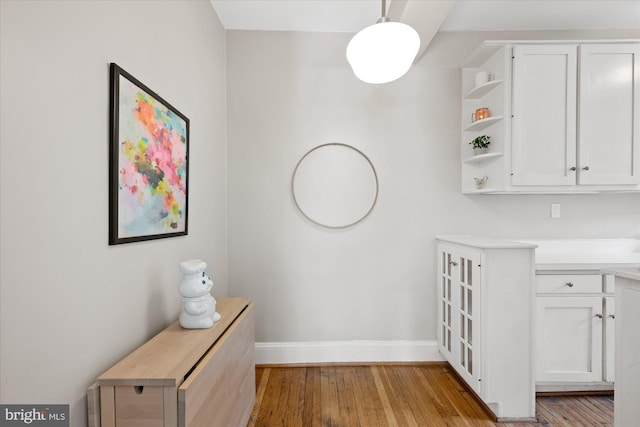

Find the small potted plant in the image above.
[{"left": 469, "top": 134, "right": 491, "bottom": 155}]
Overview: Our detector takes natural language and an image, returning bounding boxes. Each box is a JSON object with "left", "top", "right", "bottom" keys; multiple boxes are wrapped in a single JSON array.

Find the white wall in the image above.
[
  {"left": 0, "top": 1, "right": 227, "bottom": 425},
  {"left": 227, "top": 30, "right": 640, "bottom": 349}
]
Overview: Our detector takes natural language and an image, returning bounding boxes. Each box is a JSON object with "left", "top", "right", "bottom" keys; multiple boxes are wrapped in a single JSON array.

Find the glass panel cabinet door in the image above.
[
  {"left": 438, "top": 248, "right": 455, "bottom": 358},
  {"left": 437, "top": 244, "right": 482, "bottom": 394},
  {"left": 456, "top": 251, "right": 481, "bottom": 392}
]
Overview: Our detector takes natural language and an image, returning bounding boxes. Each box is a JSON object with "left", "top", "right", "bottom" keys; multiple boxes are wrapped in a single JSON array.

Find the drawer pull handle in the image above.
[
  {"left": 569, "top": 166, "right": 577, "bottom": 171},
  {"left": 565, "top": 282, "right": 574, "bottom": 287},
  {"left": 582, "top": 166, "right": 590, "bottom": 171},
  {"left": 449, "top": 261, "right": 458, "bottom": 266},
  {"left": 595, "top": 313, "right": 603, "bottom": 319},
  {"left": 608, "top": 314, "right": 615, "bottom": 319}
]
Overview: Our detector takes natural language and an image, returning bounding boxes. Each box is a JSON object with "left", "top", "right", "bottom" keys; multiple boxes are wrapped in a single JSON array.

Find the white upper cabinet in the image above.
[
  {"left": 579, "top": 44, "right": 640, "bottom": 185},
  {"left": 460, "top": 40, "right": 640, "bottom": 194},
  {"left": 512, "top": 45, "right": 577, "bottom": 186}
]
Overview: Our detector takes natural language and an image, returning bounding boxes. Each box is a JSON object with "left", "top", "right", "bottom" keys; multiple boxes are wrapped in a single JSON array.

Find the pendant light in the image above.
[{"left": 346, "top": 0, "right": 420, "bottom": 84}]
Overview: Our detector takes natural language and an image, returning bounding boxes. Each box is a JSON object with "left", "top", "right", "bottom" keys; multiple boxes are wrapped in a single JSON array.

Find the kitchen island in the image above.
[{"left": 601, "top": 268, "right": 640, "bottom": 427}]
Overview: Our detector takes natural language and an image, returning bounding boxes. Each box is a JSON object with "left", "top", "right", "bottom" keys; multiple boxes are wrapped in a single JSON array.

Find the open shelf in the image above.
[
  {"left": 464, "top": 116, "right": 504, "bottom": 132},
  {"left": 464, "top": 80, "right": 504, "bottom": 100},
  {"left": 462, "top": 188, "right": 501, "bottom": 194},
  {"left": 463, "top": 152, "right": 504, "bottom": 164}
]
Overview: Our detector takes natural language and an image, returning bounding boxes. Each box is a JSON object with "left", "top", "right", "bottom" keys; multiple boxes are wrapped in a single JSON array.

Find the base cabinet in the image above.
[
  {"left": 535, "top": 273, "right": 614, "bottom": 391},
  {"left": 536, "top": 296, "right": 603, "bottom": 383},
  {"left": 88, "top": 298, "right": 255, "bottom": 427},
  {"left": 437, "top": 237, "right": 536, "bottom": 421},
  {"left": 611, "top": 273, "right": 640, "bottom": 427}
]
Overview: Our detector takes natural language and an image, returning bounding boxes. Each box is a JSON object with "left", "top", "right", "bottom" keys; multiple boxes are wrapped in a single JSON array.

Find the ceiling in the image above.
[{"left": 210, "top": 0, "right": 640, "bottom": 33}]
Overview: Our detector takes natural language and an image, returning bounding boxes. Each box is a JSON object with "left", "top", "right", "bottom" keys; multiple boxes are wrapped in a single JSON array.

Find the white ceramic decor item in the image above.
[
  {"left": 474, "top": 71, "right": 494, "bottom": 87},
  {"left": 178, "top": 259, "right": 221, "bottom": 329},
  {"left": 474, "top": 175, "right": 488, "bottom": 189}
]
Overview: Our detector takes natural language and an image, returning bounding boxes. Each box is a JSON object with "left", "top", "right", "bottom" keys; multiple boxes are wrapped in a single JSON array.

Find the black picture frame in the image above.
[{"left": 109, "top": 63, "right": 189, "bottom": 245}]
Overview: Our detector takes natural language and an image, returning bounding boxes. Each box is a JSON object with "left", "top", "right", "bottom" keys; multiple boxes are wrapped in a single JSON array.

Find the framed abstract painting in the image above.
[{"left": 109, "top": 63, "right": 189, "bottom": 245}]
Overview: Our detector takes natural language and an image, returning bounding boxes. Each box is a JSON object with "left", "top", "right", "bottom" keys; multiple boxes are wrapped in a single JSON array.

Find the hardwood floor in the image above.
[{"left": 248, "top": 364, "right": 613, "bottom": 427}]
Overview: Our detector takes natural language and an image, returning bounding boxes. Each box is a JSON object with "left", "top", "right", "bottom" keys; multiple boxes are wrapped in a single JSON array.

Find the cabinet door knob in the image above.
[
  {"left": 608, "top": 314, "right": 615, "bottom": 319},
  {"left": 582, "top": 166, "right": 590, "bottom": 171},
  {"left": 565, "top": 282, "right": 574, "bottom": 287},
  {"left": 595, "top": 313, "right": 603, "bottom": 319},
  {"left": 449, "top": 261, "right": 458, "bottom": 266},
  {"left": 569, "top": 167, "right": 577, "bottom": 171}
]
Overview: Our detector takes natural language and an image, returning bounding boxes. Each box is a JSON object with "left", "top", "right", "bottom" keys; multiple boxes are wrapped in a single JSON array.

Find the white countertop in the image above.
[
  {"left": 436, "top": 235, "right": 537, "bottom": 249},
  {"left": 535, "top": 254, "right": 640, "bottom": 270},
  {"left": 437, "top": 237, "right": 640, "bottom": 270},
  {"left": 516, "top": 239, "right": 640, "bottom": 271},
  {"left": 602, "top": 267, "right": 640, "bottom": 281}
]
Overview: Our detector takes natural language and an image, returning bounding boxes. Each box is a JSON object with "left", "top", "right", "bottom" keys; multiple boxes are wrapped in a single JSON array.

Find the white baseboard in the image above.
[{"left": 254, "top": 340, "right": 444, "bottom": 365}]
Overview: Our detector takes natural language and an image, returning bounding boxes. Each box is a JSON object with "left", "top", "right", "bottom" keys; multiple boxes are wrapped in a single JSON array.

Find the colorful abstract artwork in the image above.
[{"left": 109, "top": 64, "right": 189, "bottom": 245}]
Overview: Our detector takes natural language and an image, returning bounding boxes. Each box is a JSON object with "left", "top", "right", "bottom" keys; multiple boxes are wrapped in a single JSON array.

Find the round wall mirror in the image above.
[{"left": 292, "top": 143, "right": 378, "bottom": 228}]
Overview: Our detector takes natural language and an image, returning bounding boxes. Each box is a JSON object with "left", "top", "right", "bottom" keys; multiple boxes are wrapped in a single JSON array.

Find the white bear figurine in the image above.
[{"left": 178, "top": 259, "right": 221, "bottom": 329}]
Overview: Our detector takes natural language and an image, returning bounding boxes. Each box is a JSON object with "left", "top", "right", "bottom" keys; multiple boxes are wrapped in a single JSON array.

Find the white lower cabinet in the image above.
[
  {"left": 438, "top": 245, "right": 481, "bottom": 394},
  {"left": 536, "top": 296, "right": 603, "bottom": 383},
  {"left": 437, "top": 237, "right": 536, "bottom": 421},
  {"left": 535, "top": 273, "right": 615, "bottom": 391},
  {"left": 610, "top": 272, "right": 640, "bottom": 427}
]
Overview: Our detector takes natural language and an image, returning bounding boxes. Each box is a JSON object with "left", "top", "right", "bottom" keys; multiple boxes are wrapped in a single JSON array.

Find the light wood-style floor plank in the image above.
[
  {"left": 370, "top": 366, "right": 400, "bottom": 427},
  {"left": 377, "top": 366, "right": 421, "bottom": 427},
  {"left": 250, "top": 364, "right": 613, "bottom": 427},
  {"left": 302, "top": 366, "right": 322, "bottom": 427},
  {"left": 338, "top": 367, "right": 363, "bottom": 427},
  {"left": 412, "top": 366, "right": 458, "bottom": 426}
]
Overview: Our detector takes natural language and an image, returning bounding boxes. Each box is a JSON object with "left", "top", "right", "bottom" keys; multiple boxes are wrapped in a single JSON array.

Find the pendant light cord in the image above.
[{"left": 377, "top": 0, "right": 390, "bottom": 23}]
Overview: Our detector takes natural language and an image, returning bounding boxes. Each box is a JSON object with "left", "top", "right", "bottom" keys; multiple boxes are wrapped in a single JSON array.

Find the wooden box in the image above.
[{"left": 88, "top": 298, "right": 255, "bottom": 427}]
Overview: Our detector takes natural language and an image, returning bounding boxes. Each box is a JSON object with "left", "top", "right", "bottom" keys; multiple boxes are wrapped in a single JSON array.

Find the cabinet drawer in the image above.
[
  {"left": 114, "top": 385, "right": 164, "bottom": 427},
  {"left": 536, "top": 274, "right": 601, "bottom": 294}
]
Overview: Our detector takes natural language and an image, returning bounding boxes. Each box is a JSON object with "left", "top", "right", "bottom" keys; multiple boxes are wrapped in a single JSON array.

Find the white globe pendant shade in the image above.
[{"left": 346, "top": 21, "right": 420, "bottom": 84}]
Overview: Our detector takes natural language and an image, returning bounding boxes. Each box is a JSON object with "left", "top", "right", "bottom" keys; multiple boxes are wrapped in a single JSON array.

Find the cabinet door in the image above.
[
  {"left": 512, "top": 45, "right": 577, "bottom": 186},
  {"left": 604, "top": 296, "right": 615, "bottom": 383},
  {"left": 454, "top": 250, "right": 482, "bottom": 394},
  {"left": 437, "top": 245, "right": 482, "bottom": 394},
  {"left": 579, "top": 44, "right": 640, "bottom": 185},
  {"left": 536, "top": 296, "right": 603, "bottom": 383},
  {"left": 178, "top": 305, "right": 255, "bottom": 427},
  {"left": 437, "top": 247, "right": 455, "bottom": 360}
]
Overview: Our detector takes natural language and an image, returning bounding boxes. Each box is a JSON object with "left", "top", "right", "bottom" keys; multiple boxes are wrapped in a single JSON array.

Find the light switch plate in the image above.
[{"left": 551, "top": 204, "right": 561, "bottom": 218}]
